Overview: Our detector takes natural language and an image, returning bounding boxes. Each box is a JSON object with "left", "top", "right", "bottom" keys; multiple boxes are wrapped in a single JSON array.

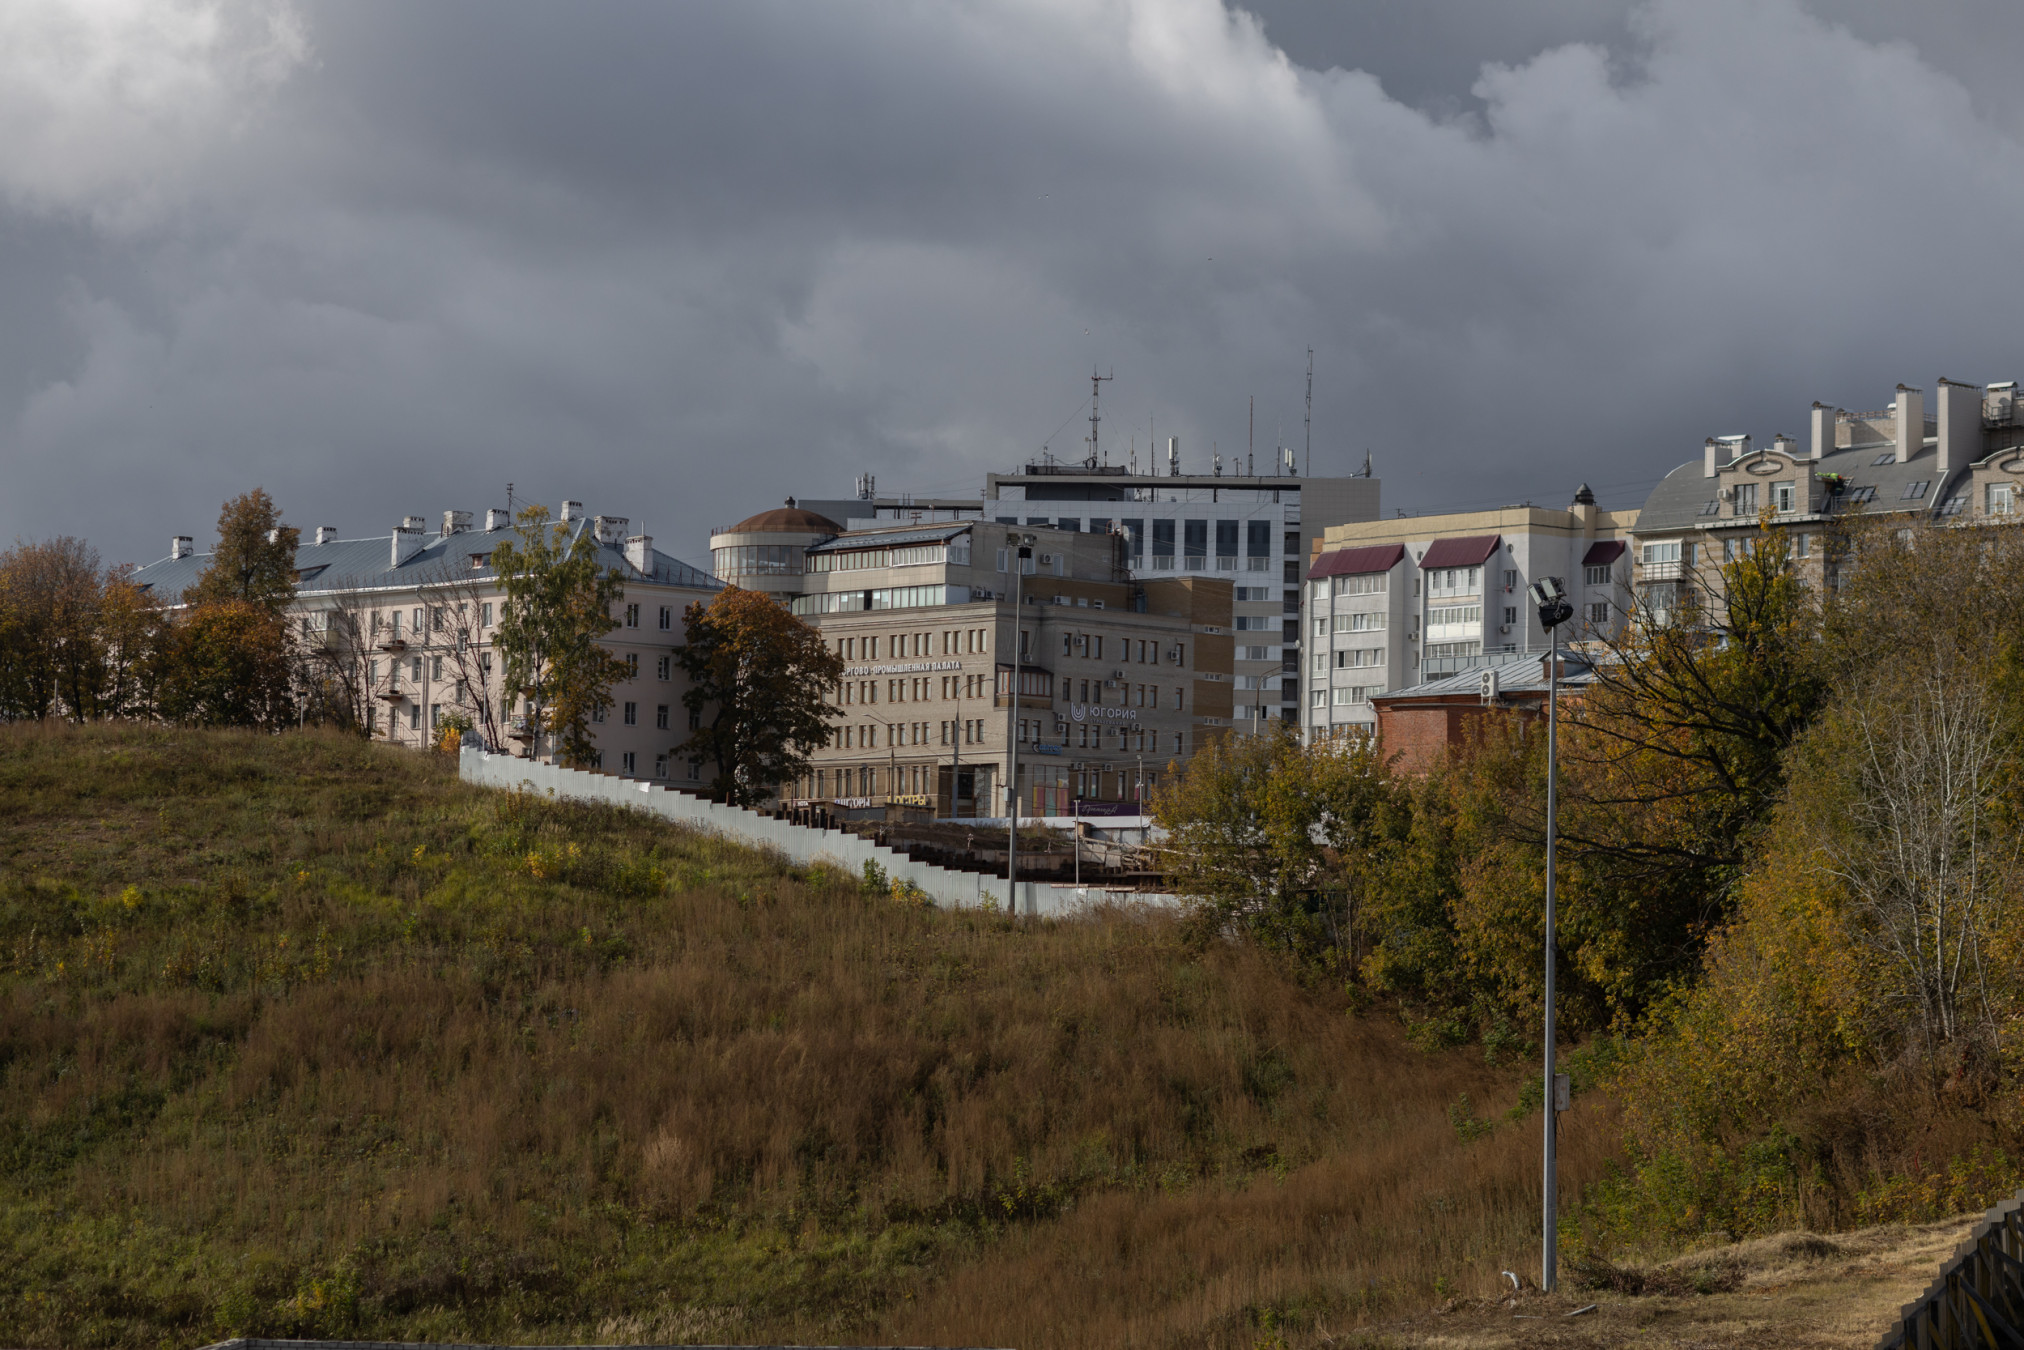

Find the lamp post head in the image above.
[{"left": 1528, "top": 576, "right": 1573, "bottom": 630}]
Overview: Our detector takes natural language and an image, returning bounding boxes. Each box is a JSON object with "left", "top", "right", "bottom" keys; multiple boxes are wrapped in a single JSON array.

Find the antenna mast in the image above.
[
  {"left": 1304, "top": 348, "right": 1313, "bottom": 477},
  {"left": 1086, "top": 366, "right": 1114, "bottom": 467}
]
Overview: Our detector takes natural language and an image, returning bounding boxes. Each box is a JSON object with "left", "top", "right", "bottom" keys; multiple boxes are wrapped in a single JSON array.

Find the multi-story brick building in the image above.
[
  {"left": 131, "top": 502, "right": 721, "bottom": 779},
  {"left": 1298, "top": 487, "right": 1638, "bottom": 741},
  {"left": 710, "top": 506, "right": 1233, "bottom": 817}
]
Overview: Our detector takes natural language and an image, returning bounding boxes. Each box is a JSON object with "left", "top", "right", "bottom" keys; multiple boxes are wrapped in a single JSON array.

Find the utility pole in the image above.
[
  {"left": 1304, "top": 348, "right": 1313, "bottom": 478},
  {"left": 1005, "top": 532, "right": 1035, "bottom": 914},
  {"left": 1527, "top": 576, "right": 1573, "bottom": 1292}
]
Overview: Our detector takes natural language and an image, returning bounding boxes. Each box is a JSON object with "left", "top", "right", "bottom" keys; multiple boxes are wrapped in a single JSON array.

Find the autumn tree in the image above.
[
  {"left": 1154, "top": 726, "right": 1407, "bottom": 966},
  {"left": 0, "top": 539, "right": 161, "bottom": 722},
  {"left": 183, "top": 489, "right": 299, "bottom": 610},
  {"left": 153, "top": 600, "right": 296, "bottom": 728},
  {"left": 491, "top": 504, "right": 630, "bottom": 766},
  {"left": 675, "top": 585, "right": 841, "bottom": 806}
]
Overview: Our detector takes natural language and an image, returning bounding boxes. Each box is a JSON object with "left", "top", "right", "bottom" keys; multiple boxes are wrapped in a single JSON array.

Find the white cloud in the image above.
[{"left": 0, "top": 0, "right": 307, "bottom": 227}]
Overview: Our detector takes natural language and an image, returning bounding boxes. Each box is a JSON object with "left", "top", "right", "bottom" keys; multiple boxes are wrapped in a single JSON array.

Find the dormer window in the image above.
[
  {"left": 1874, "top": 451, "right": 1896, "bottom": 466},
  {"left": 1699, "top": 499, "right": 1721, "bottom": 516},
  {"left": 469, "top": 552, "right": 489, "bottom": 570},
  {"left": 1901, "top": 481, "right": 1930, "bottom": 501}
]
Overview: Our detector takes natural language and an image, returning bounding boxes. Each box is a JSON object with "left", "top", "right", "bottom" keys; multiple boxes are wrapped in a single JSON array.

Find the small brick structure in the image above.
[{"left": 1372, "top": 651, "right": 1599, "bottom": 775}]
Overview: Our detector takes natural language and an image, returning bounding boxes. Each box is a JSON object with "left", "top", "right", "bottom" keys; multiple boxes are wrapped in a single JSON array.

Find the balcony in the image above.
[
  {"left": 377, "top": 636, "right": 408, "bottom": 653},
  {"left": 376, "top": 685, "right": 406, "bottom": 703},
  {"left": 1639, "top": 560, "right": 1685, "bottom": 581}
]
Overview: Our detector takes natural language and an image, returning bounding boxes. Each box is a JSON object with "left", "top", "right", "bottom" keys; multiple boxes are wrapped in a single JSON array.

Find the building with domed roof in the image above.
[{"left": 707, "top": 499, "right": 842, "bottom": 601}]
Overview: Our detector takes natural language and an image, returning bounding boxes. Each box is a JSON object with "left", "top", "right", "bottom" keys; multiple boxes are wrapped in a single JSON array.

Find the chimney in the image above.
[
  {"left": 314, "top": 526, "right": 338, "bottom": 545},
  {"left": 1571, "top": 483, "right": 1598, "bottom": 538},
  {"left": 485, "top": 507, "right": 511, "bottom": 531},
  {"left": 1772, "top": 434, "right": 1798, "bottom": 461},
  {"left": 171, "top": 536, "right": 193, "bottom": 560},
  {"left": 1167, "top": 437, "right": 1180, "bottom": 477},
  {"left": 559, "top": 500, "right": 585, "bottom": 523},
  {"left": 594, "top": 514, "right": 628, "bottom": 547},
  {"left": 1810, "top": 402, "right": 1835, "bottom": 461},
  {"left": 1936, "top": 378, "right": 1978, "bottom": 477},
  {"left": 625, "top": 534, "right": 653, "bottom": 573},
  {"left": 1895, "top": 384, "right": 1924, "bottom": 464},
  {"left": 391, "top": 519, "right": 426, "bottom": 567},
  {"left": 442, "top": 509, "right": 473, "bottom": 536},
  {"left": 1704, "top": 437, "right": 1720, "bottom": 478}
]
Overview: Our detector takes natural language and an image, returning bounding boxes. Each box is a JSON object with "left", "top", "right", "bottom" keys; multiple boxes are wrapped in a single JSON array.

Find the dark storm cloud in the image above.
[{"left": 6, "top": 0, "right": 2024, "bottom": 566}]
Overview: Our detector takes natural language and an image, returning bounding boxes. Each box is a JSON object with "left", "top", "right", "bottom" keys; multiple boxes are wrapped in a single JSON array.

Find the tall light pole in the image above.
[
  {"left": 1005, "top": 533, "right": 1035, "bottom": 915},
  {"left": 1526, "top": 575, "right": 1573, "bottom": 1293}
]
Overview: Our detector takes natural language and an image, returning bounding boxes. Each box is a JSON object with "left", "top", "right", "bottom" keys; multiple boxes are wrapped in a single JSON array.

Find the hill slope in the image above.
[{"left": 0, "top": 724, "right": 1613, "bottom": 1348}]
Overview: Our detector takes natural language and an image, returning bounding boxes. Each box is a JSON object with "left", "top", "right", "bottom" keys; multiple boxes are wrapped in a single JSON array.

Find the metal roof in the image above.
[
  {"left": 1582, "top": 539, "right": 1627, "bottom": 566},
  {"left": 804, "top": 523, "right": 972, "bottom": 555},
  {"left": 129, "top": 520, "right": 720, "bottom": 604},
  {"left": 1373, "top": 650, "right": 1601, "bottom": 705},
  {"left": 1636, "top": 440, "right": 1975, "bottom": 534},
  {"left": 1308, "top": 543, "right": 1405, "bottom": 580}
]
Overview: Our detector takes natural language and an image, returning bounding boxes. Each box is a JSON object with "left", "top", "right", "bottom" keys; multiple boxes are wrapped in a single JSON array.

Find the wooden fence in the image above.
[{"left": 1876, "top": 1192, "right": 2024, "bottom": 1349}]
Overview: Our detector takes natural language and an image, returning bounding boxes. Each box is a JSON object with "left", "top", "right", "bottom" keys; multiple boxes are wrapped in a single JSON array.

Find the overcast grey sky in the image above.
[{"left": 6, "top": 0, "right": 2024, "bottom": 566}]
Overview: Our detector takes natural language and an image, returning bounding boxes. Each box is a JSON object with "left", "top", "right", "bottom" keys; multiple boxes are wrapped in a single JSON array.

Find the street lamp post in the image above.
[
  {"left": 1527, "top": 575, "right": 1573, "bottom": 1293},
  {"left": 1005, "top": 533, "right": 1035, "bottom": 915}
]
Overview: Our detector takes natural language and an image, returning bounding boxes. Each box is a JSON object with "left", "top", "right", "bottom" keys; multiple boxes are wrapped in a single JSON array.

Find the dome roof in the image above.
[{"left": 724, "top": 499, "right": 841, "bottom": 535}]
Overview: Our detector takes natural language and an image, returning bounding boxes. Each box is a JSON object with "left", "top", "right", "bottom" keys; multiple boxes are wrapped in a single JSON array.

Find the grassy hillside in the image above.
[{"left": 0, "top": 724, "right": 1613, "bottom": 1349}]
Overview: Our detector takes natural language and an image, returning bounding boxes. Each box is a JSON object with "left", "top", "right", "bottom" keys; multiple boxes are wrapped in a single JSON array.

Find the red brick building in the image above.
[{"left": 1370, "top": 651, "right": 1598, "bottom": 774}]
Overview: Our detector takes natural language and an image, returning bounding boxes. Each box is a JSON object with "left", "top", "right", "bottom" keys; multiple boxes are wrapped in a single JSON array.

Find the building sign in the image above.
[
  {"left": 1072, "top": 800, "right": 1145, "bottom": 817},
  {"left": 831, "top": 796, "right": 878, "bottom": 809},
  {"left": 841, "top": 660, "right": 963, "bottom": 676},
  {"left": 1027, "top": 743, "right": 1061, "bottom": 755},
  {"left": 1069, "top": 703, "right": 1139, "bottom": 723}
]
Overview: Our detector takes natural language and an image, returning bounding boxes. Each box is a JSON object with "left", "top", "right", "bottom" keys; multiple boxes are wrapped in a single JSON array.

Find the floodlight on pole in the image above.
[
  {"left": 1527, "top": 575, "right": 1574, "bottom": 1293},
  {"left": 1005, "top": 533, "right": 1036, "bottom": 916}
]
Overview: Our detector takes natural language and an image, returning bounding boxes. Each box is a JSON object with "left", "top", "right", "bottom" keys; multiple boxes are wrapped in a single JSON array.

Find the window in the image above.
[
  {"left": 1847, "top": 485, "right": 1878, "bottom": 504},
  {"left": 409, "top": 704, "right": 421, "bottom": 730},
  {"left": 1311, "top": 688, "right": 1328, "bottom": 708},
  {"left": 429, "top": 703, "right": 441, "bottom": 728},
  {"left": 1335, "top": 648, "right": 1382, "bottom": 668},
  {"left": 689, "top": 707, "right": 701, "bottom": 730},
  {"left": 655, "top": 754, "right": 668, "bottom": 779},
  {"left": 1582, "top": 564, "right": 1610, "bottom": 585},
  {"left": 659, "top": 606, "right": 672, "bottom": 630},
  {"left": 411, "top": 656, "right": 423, "bottom": 681},
  {"left": 1874, "top": 451, "right": 1897, "bottom": 466},
  {"left": 1990, "top": 483, "right": 2016, "bottom": 516},
  {"left": 1641, "top": 540, "right": 1681, "bottom": 565},
  {"left": 431, "top": 655, "right": 443, "bottom": 680},
  {"left": 1332, "top": 573, "right": 1384, "bottom": 596},
  {"left": 1795, "top": 533, "right": 1810, "bottom": 558},
  {"left": 1504, "top": 606, "right": 1518, "bottom": 624},
  {"left": 1312, "top": 617, "right": 1328, "bottom": 639},
  {"left": 1733, "top": 483, "right": 1758, "bottom": 515},
  {"left": 656, "top": 704, "right": 669, "bottom": 729},
  {"left": 1332, "top": 611, "right": 1384, "bottom": 632},
  {"left": 1902, "top": 480, "right": 1930, "bottom": 500},
  {"left": 1426, "top": 566, "right": 1480, "bottom": 597},
  {"left": 1699, "top": 499, "right": 1720, "bottom": 516},
  {"left": 1940, "top": 494, "right": 1969, "bottom": 517},
  {"left": 622, "top": 751, "right": 635, "bottom": 776},
  {"left": 480, "top": 602, "right": 492, "bottom": 627},
  {"left": 657, "top": 654, "right": 671, "bottom": 680},
  {"left": 1427, "top": 604, "right": 1482, "bottom": 627},
  {"left": 1502, "top": 569, "right": 1518, "bottom": 589},
  {"left": 626, "top": 652, "right": 639, "bottom": 676},
  {"left": 1588, "top": 601, "right": 1609, "bottom": 624},
  {"left": 1774, "top": 481, "right": 1795, "bottom": 513},
  {"left": 592, "top": 705, "right": 605, "bottom": 723}
]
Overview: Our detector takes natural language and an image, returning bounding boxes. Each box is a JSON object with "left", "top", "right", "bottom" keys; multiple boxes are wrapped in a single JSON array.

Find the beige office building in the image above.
[{"left": 712, "top": 508, "right": 1233, "bottom": 817}]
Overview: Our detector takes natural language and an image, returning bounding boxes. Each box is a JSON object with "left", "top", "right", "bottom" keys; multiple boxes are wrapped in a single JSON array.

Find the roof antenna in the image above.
[
  {"left": 1086, "top": 366, "right": 1113, "bottom": 467},
  {"left": 1304, "top": 348, "right": 1313, "bottom": 477},
  {"left": 506, "top": 482, "right": 515, "bottom": 517}
]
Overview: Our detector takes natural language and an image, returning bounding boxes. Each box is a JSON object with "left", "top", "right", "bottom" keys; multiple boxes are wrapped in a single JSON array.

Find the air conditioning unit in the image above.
[
  {"left": 1498, "top": 624, "right": 1510, "bottom": 634},
  {"left": 1165, "top": 645, "right": 1183, "bottom": 663},
  {"left": 1039, "top": 553, "right": 1055, "bottom": 566},
  {"left": 1111, "top": 669, "right": 1125, "bottom": 679},
  {"left": 1479, "top": 669, "right": 1500, "bottom": 703},
  {"left": 1104, "top": 679, "right": 1120, "bottom": 689},
  {"left": 1091, "top": 599, "right": 1104, "bottom": 609}
]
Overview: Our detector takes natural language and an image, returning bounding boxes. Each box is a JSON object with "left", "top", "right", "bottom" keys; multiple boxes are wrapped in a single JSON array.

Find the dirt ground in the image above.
[{"left": 1345, "top": 1216, "right": 1973, "bottom": 1348}]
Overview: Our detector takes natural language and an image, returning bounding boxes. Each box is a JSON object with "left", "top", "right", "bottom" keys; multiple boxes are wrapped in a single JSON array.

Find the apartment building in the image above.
[
  {"left": 1632, "top": 378, "right": 2024, "bottom": 616},
  {"left": 1299, "top": 487, "right": 1638, "bottom": 741},
  {"left": 711, "top": 506, "right": 1233, "bottom": 817},
  {"left": 131, "top": 502, "right": 721, "bottom": 778}
]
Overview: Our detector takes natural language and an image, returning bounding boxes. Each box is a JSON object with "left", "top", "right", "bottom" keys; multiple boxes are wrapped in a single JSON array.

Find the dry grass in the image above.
[{"left": 0, "top": 722, "right": 1616, "bottom": 1347}]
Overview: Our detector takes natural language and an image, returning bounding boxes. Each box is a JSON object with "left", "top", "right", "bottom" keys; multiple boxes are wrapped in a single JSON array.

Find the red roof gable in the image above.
[
  {"left": 1582, "top": 539, "right": 1627, "bottom": 566},
  {"left": 1420, "top": 534, "right": 1502, "bottom": 569},
  {"left": 1308, "top": 542, "right": 1406, "bottom": 580}
]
